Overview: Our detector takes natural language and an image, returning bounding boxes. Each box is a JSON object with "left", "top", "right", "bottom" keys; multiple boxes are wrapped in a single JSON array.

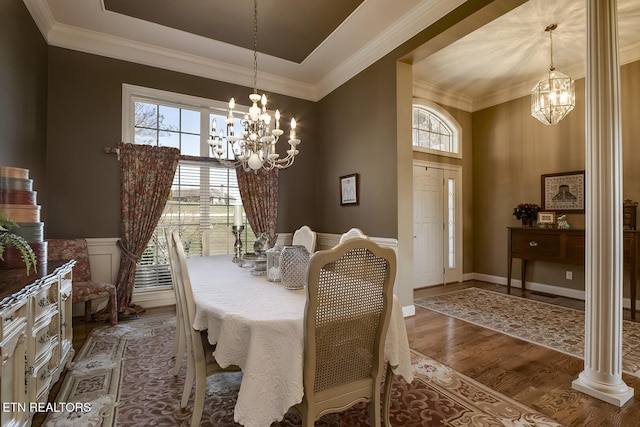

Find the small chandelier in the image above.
[
  {"left": 531, "top": 24, "right": 575, "bottom": 126},
  {"left": 207, "top": 0, "right": 300, "bottom": 171}
]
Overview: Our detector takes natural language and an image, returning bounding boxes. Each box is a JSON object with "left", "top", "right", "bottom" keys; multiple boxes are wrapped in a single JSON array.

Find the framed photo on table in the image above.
[
  {"left": 340, "top": 173, "right": 359, "bottom": 206},
  {"left": 541, "top": 171, "right": 585, "bottom": 213},
  {"left": 537, "top": 211, "right": 555, "bottom": 228}
]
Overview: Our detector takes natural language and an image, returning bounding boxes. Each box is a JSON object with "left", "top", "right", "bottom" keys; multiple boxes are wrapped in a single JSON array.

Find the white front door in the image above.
[{"left": 413, "top": 163, "right": 462, "bottom": 288}]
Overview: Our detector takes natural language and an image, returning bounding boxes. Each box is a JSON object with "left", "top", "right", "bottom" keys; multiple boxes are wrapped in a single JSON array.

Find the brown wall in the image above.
[
  {"left": 315, "top": 57, "right": 399, "bottom": 237},
  {"left": 472, "top": 61, "right": 640, "bottom": 291},
  {"left": 45, "top": 47, "right": 317, "bottom": 238},
  {"left": 0, "top": 0, "right": 48, "bottom": 198},
  {"left": 313, "top": 0, "right": 510, "bottom": 240}
]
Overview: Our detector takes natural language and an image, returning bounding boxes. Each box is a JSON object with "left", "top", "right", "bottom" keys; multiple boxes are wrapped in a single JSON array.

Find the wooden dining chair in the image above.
[
  {"left": 168, "top": 231, "right": 240, "bottom": 427},
  {"left": 338, "top": 227, "right": 368, "bottom": 244},
  {"left": 293, "top": 237, "right": 396, "bottom": 427},
  {"left": 292, "top": 225, "right": 317, "bottom": 253},
  {"left": 165, "top": 229, "right": 186, "bottom": 377}
]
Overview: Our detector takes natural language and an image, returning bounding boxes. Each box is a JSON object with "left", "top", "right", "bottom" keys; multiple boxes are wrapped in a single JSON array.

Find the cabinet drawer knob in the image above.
[{"left": 529, "top": 241, "right": 539, "bottom": 247}]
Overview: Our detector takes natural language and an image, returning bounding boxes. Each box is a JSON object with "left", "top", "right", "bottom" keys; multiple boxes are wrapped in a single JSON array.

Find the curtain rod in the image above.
[{"left": 103, "top": 146, "right": 221, "bottom": 165}]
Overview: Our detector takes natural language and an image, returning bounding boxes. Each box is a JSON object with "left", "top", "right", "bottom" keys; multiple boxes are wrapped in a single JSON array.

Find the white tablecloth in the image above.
[{"left": 187, "top": 255, "right": 413, "bottom": 427}]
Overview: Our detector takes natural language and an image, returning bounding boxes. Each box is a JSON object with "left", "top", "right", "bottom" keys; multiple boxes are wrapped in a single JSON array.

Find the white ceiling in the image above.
[{"left": 23, "top": 0, "right": 640, "bottom": 111}]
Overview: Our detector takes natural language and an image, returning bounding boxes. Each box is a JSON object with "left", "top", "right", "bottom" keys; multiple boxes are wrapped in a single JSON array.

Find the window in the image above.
[
  {"left": 412, "top": 101, "right": 461, "bottom": 159},
  {"left": 123, "top": 85, "right": 255, "bottom": 289}
]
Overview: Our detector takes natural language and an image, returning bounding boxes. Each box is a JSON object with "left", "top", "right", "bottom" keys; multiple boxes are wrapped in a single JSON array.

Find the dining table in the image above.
[{"left": 187, "top": 254, "right": 414, "bottom": 427}]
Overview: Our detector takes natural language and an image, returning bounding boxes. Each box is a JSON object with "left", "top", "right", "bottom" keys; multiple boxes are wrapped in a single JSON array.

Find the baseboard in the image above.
[
  {"left": 132, "top": 287, "right": 175, "bottom": 308},
  {"left": 402, "top": 304, "right": 416, "bottom": 317},
  {"left": 469, "top": 272, "right": 637, "bottom": 310}
]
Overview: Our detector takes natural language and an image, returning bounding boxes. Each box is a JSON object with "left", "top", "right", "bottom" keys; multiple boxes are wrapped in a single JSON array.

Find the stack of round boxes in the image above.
[{"left": 0, "top": 166, "right": 47, "bottom": 269}]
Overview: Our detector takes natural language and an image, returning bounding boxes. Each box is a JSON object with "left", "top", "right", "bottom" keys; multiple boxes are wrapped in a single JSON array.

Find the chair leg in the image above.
[
  {"left": 85, "top": 300, "right": 92, "bottom": 322},
  {"left": 300, "top": 409, "right": 314, "bottom": 427},
  {"left": 181, "top": 347, "right": 195, "bottom": 409},
  {"left": 191, "top": 363, "right": 206, "bottom": 427},
  {"left": 369, "top": 398, "right": 382, "bottom": 427},
  {"left": 173, "top": 307, "right": 185, "bottom": 376},
  {"left": 383, "top": 364, "right": 393, "bottom": 426}
]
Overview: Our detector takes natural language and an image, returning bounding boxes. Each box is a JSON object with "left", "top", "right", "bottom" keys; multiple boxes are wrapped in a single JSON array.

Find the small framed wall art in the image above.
[
  {"left": 541, "top": 171, "right": 585, "bottom": 213},
  {"left": 340, "top": 173, "right": 359, "bottom": 206}
]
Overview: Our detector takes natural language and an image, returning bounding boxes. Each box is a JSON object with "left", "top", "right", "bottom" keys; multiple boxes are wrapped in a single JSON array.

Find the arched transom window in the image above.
[{"left": 412, "top": 102, "right": 461, "bottom": 158}]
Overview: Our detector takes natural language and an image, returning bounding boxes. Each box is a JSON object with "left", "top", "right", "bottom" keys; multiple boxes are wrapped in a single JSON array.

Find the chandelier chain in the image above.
[
  {"left": 545, "top": 23, "right": 557, "bottom": 71},
  {"left": 253, "top": 0, "right": 258, "bottom": 94}
]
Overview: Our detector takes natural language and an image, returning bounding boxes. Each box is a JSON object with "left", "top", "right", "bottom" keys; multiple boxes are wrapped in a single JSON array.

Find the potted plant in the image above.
[
  {"left": 0, "top": 213, "right": 37, "bottom": 274},
  {"left": 513, "top": 203, "right": 540, "bottom": 227}
]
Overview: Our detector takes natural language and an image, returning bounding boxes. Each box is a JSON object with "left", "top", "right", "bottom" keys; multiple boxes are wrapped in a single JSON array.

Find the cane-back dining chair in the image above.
[
  {"left": 292, "top": 225, "right": 317, "bottom": 254},
  {"left": 293, "top": 237, "right": 396, "bottom": 427},
  {"left": 168, "top": 231, "right": 240, "bottom": 427},
  {"left": 338, "top": 227, "right": 368, "bottom": 244},
  {"left": 46, "top": 238, "right": 118, "bottom": 326}
]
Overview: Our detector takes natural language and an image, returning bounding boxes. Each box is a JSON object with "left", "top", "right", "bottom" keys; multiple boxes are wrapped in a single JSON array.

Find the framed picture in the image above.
[
  {"left": 340, "top": 173, "right": 359, "bottom": 206},
  {"left": 537, "top": 211, "right": 556, "bottom": 226},
  {"left": 541, "top": 171, "right": 585, "bottom": 213}
]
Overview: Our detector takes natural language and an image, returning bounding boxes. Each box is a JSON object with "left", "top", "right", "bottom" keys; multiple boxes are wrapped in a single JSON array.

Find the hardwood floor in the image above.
[
  {"left": 35, "top": 284, "right": 640, "bottom": 426},
  {"left": 410, "top": 281, "right": 640, "bottom": 426}
]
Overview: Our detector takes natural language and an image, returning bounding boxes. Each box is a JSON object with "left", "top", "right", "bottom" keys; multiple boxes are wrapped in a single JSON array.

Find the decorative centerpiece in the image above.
[
  {"left": 266, "top": 245, "right": 282, "bottom": 282},
  {"left": 513, "top": 203, "right": 540, "bottom": 227},
  {"left": 279, "top": 245, "right": 310, "bottom": 290}
]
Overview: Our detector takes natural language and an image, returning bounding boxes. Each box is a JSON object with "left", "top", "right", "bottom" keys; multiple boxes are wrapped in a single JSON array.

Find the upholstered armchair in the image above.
[{"left": 47, "top": 238, "right": 118, "bottom": 326}]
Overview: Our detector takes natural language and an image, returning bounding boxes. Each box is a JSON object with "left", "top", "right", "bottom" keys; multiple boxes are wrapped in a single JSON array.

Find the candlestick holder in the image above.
[{"left": 231, "top": 225, "right": 244, "bottom": 263}]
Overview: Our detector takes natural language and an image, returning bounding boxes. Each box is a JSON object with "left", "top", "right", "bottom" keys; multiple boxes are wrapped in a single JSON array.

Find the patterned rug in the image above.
[
  {"left": 43, "top": 313, "right": 563, "bottom": 426},
  {"left": 414, "top": 287, "right": 640, "bottom": 377}
]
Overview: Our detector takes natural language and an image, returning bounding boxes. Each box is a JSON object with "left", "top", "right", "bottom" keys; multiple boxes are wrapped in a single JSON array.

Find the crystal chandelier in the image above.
[
  {"left": 531, "top": 24, "right": 575, "bottom": 126},
  {"left": 207, "top": 0, "right": 300, "bottom": 171}
]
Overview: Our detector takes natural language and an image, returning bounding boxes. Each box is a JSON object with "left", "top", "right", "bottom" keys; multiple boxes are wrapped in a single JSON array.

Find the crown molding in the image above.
[
  {"left": 412, "top": 78, "right": 473, "bottom": 112},
  {"left": 315, "top": 0, "right": 465, "bottom": 100},
  {"left": 22, "top": 0, "right": 55, "bottom": 39},
  {"left": 46, "top": 23, "right": 318, "bottom": 101}
]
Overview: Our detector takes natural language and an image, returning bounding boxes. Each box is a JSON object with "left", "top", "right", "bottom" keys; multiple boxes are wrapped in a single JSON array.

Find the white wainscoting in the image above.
[{"left": 77, "top": 238, "right": 121, "bottom": 317}]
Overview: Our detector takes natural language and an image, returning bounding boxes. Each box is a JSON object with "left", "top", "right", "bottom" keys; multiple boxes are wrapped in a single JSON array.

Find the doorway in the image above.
[{"left": 413, "top": 161, "right": 462, "bottom": 288}]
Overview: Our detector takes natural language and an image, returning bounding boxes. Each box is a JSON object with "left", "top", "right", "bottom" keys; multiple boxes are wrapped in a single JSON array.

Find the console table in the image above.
[{"left": 507, "top": 227, "right": 639, "bottom": 319}]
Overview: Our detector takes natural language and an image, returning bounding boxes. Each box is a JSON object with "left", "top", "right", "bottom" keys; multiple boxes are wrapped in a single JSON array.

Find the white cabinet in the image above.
[
  {"left": 0, "top": 260, "right": 75, "bottom": 426},
  {"left": 0, "top": 297, "right": 28, "bottom": 427}
]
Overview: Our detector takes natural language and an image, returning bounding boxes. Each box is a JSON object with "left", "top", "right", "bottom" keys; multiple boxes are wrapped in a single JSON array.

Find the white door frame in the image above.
[{"left": 413, "top": 159, "right": 463, "bottom": 285}]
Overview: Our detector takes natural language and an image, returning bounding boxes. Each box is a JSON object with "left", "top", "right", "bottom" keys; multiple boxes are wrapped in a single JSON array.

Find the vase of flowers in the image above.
[{"left": 513, "top": 203, "right": 540, "bottom": 227}]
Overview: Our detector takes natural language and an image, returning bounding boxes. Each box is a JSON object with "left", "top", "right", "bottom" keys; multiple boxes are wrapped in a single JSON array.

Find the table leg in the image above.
[
  {"left": 521, "top": 260, "right": 527, "bottom": 291},
  {"left": 507, "top": 256, "right": 512, "bottom": 294},
  {"left": 631, "top": 254, "right": 637, "bottom": 321}
]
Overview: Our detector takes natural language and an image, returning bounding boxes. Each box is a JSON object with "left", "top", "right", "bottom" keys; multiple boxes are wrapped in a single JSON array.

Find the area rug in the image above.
[
  {"left": 414, "top": 287, "right": 640, "bottom": 377},
  {"left": 43, "top": 313, "right": 563, "bottom": 426}
]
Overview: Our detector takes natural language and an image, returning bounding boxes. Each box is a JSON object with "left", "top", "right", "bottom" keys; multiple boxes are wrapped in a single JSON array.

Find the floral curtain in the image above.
[
  {"left": 115, "top": 142, "right": 180, "bottom": 317},
  {"left": 236, "top": 168, "right": 279, "bottom": 246}
]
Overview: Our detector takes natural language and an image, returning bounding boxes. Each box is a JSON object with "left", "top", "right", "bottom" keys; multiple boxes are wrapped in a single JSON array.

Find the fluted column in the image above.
[{"left": 571, "top": 0, "right": 633, "bottom": 406}]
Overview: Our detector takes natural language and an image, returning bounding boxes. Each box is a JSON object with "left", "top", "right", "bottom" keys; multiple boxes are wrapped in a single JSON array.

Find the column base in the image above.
[{"left": 572, "top": 372, "right": 634, "bottom": 407}]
